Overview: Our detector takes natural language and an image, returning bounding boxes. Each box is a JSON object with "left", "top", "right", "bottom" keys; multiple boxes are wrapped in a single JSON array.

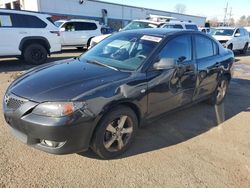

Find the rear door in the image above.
[
  {"left": 147, "top": 34, "right": 197, "bottom": 118},
  {"left": 0, "top": 13, "right": 20, "bottom": 55},
  {"left": 193, "top": 34, "right": 221, "bottom": 100}
]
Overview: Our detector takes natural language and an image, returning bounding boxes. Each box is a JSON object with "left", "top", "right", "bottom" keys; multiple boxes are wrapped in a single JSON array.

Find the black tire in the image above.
[
  {"left": 206, "top": 76, "right": 229, "bottom": 105},
  {"left": 240, "top": 43, "right": 248, "bottom": 54},
  {"left": 87, "top": 37, "right": 93, "bottom": 49},
  {"left": 91, "top": 106, "right": 138, "bottom": 159},
  {"left": 23, "top": 44, "right": 48, "bottom": 65},
  {"left": 227, "top": 44, "right": 233, "bottom": 51}
]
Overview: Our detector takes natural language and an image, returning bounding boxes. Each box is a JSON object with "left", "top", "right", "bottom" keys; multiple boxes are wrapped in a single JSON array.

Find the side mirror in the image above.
[
  {"left": 153, "top": 58, "right": 176, "bottom": 70},
  {"left": 235, "top": 33, "right": 240, "bottom": 37},
  {"left": 60, "top": 27, "right": 66, "bottom": 32}
]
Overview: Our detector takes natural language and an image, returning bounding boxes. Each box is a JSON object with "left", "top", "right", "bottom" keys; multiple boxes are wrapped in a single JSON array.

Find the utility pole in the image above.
[
  {"left": 223, "top": 2, "right": 228, "bottom": 26},
  {"left": 228, "top": 7, "right": 232, "bottom": 26}
]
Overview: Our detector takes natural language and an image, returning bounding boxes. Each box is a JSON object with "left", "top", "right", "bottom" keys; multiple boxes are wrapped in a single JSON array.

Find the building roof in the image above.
[{"left": 92, "top": 0, "right": 206, "bottom": 19}]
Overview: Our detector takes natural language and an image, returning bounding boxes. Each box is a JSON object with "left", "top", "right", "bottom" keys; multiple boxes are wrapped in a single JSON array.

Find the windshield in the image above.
[
  {"left": 122, "top": 21, "right": 159, "bottom": 31},
  {"left": 55, "top": 21, "right": 64, "bottom": 27},
  {"left": 211, "top": 29, "right": 234, "bottom": 36},
  {"left": 80, "top": 33, "right": 162, "bottom": 71}
]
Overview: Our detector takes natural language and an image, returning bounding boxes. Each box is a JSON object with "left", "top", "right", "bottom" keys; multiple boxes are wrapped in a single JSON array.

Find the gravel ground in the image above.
[{"left": 0, "top": 49, "right": 250, "bottom": 188}]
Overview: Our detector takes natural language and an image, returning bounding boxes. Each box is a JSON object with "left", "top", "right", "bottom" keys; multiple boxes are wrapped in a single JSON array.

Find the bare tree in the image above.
[
  {"left": 209, "top": 17, "right": 219, "bottom": 27},
  {"left": 237, "top": 15, "right": 247, "bottom": 26},
  {"left": 174, "top": 4, "right": 186, "bottom": 14}
]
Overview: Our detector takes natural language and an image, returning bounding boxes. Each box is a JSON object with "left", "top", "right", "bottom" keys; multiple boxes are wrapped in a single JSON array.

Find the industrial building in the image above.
[{"left": 0, "top": 0, "right": 206, "bottom": 29}]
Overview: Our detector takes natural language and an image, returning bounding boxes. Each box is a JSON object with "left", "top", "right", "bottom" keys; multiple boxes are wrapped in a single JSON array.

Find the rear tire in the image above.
[
  {"left": 91, "top": 106, "right": 138, "bottom": 159},
  {"left": 23, "top": 44, "right": 48, "bottom": 65},
  {"left": 206, "top": 76, "right": 229, "bottom": 105},
  {"left": 76, "top": 47, "right": 84, "bottom": 50},
  {"left": 240, "top": 43, "right": 248, "bottom": 54}
]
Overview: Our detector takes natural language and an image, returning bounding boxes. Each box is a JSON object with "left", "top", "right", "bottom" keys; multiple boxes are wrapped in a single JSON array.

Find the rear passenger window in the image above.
[
  {"left": 159, "top": 35, "right": 192, "bottom": 62},
  {"left": 185, "top": 25, "right": 198, "bottom": 31},
  {"left": 195, "top": 36, "right": 214, "bottom": 59},
  {"left": 11, "top": 14, "right": 47, "bottom": 28},
  {"left": 0, "top": 15, "right": 12, "bottom": 27},
  {"left": 75, "top": 22, "right": 97, "bottom": 31}
]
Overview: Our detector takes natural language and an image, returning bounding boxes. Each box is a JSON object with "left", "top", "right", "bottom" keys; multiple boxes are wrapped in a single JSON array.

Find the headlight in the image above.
[{"left": 32, "top": 102, "right": 85, "bottom": 117}]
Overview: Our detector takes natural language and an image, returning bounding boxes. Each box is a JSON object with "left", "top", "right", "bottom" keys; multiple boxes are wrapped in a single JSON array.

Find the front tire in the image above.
[
  {"left": 240, "top": 43, "right": 248, "bottom": 54},
  {"left": 23, "top": 44, "right": 48, "bottom": 65},
  {"left": 207, "top": 76, "right": 229, "bottom": 105},
  {"left": 227, "top": 44, "right": 233, "bottom": 51},
  {"left": 91, "top": 106, "right": 138, "bottom": 159}
]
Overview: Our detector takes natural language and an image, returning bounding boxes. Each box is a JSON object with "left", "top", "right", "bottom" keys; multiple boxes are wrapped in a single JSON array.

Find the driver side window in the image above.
[{"left": 158, "top": 35, "right": 192, "bottom": 63}]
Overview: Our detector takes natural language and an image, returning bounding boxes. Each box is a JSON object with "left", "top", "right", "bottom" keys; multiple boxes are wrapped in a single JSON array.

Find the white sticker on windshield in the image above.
[{"left": 141, "top": 35, "right": 162, "bottom": 43}]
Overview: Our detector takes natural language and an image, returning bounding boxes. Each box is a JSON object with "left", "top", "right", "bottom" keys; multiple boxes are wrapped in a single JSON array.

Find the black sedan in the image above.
[{"left": 3, "top": 29, "right": 234, "bottom": 159}]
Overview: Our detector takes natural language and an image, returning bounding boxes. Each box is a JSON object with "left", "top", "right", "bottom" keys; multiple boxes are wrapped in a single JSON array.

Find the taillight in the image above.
[{"left": 50, "top": 31, "right": 60, "bottom": 36}]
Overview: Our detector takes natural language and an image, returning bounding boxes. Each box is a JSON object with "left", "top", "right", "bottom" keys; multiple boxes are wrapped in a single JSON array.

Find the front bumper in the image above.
[{"left": 3, "top": 95, "right": 95, "bottom": 155}]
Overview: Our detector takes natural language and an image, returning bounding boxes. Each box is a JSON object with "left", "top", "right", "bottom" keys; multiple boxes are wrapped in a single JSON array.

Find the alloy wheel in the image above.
[
  {"left": 216, "top": 80, "right": 227, "bottom": 103},
  {"left": 103, "top": 115, "right": 133, "bottom": 152}
]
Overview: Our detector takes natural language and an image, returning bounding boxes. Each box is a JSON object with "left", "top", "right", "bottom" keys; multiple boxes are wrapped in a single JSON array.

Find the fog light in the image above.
[{"left": 41, "top": 140, "right": 66, "bottom": 148}]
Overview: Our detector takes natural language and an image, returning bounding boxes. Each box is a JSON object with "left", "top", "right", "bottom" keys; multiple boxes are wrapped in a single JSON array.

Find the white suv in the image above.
[
  {"left": 55, "top": 19, "right": 102, "bottom": 49},
  {"left": 161, "top": 21, "right": 199, "bottom": 31},
  {"left": 0, "top": 9, "right": 61, "bottom": 65},
  {"left": 89, "top": 19, "right": 166, "bottom": 49},
  {"left": 212, "top": 27, "right": 250, "bottom": 54}
]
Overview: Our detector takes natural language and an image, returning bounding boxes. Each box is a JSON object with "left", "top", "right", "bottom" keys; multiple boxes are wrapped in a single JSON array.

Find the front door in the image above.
[{"left": 147, "top": 35, "right": 196, "bottom": 119}]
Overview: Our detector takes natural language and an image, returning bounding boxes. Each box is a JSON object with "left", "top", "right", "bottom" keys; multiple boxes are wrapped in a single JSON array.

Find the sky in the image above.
[{"left": 101, "top": 0, "right": 250, "bottom": 21}]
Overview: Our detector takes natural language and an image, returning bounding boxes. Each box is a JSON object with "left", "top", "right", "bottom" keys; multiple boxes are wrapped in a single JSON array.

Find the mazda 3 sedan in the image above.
[{"left": 3, "top": 29, "right": 234, "bottom": 159}]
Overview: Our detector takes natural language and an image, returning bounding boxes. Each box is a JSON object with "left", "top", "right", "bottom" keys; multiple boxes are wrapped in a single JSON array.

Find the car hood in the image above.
[
  {"left": 9, "top": 58, "right": 130, "bottom": 102},
  {"left": 212, "top": 35, "right": 233, "bottom": 41}
]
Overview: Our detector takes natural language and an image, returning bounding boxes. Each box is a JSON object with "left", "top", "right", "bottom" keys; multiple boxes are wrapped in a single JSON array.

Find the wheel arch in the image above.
[
  {"left": 19, "top": 37, "right": 51, "bottom": 54},
  {"left": 89, "top": 101, "right": 142, "bottom": 146}
]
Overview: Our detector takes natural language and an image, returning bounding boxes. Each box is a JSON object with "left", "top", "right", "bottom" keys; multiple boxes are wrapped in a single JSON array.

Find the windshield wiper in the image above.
[{"left": 86, "top": 60, "right": 119, "bottom": 71}]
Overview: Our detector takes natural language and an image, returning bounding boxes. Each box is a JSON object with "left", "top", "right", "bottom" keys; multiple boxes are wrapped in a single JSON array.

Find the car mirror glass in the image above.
[
  {"left": 153, "top": 58, "right": 176, "bottom": 70},
  {"left": 60, "top": 27, "right": 66, "bottom": 32},
  {"left": 235, "top": 33, "right": 240, "bottom": 37}
]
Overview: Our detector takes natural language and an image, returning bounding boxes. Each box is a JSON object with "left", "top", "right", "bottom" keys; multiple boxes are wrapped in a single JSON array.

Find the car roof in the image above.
[
  {"left": 131, "top": 20, "right": 165, "bottom": 25},
  {"left": 0, "top": 8, "right": 50, "bottom": 18},
  {"left": 164, "top": 21, "right": 197, "bottom": 25},
  {"left": 120, "top": 28, "right": 201, "bottom": 37},
  {"left": 57, "top": 19, "right": 99, "bottom": 24},
  {"left": 216, "top": 27, "right": 236, "bottom": 30}
]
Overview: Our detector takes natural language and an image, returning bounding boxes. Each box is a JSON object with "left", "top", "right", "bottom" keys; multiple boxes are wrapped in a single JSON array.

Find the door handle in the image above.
[{"left": 19, "top": 32, "right": 28, "bottom": 34}]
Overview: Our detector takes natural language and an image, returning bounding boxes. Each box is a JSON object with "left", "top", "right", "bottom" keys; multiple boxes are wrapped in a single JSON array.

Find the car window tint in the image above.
[
  {"left": 74, "top": 22, "right": 97, "bottom": 31},
  {"left": 159, "top": 35, "right": 192, "bottom": 62},
  {"left": 185, "top": 24, "right": 198, "bottom": 31},
  {"left": 11, "top": 14, "right": 47, "bottom": 28},
  {"left": 63, "top": 22, "right": 76, "bottom": 31},
  {"left": 195, "top": 36, "right": 214, "bottom": 59}
]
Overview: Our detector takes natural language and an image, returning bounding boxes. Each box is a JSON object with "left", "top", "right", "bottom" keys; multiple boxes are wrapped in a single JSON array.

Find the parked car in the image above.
[
  {"left": 199, "top": 27, "right": 211, "bottom": 34},
  {"left": 161, "top": 21, "right": 199, "bottom": 31},
  {"left": 89, "top": 19, "right": 167, "bottom": 48},
  {"left": 55, "top": 19, "right": 102, "bottom": 49},
  {"left": 211, "top": 27, "right": 249, "bottom": 54},
  {"left": 0, "top": 9, "right": 61, "bottom": 65},
  {"left": 3, "top": 29, "right": 234, "bottom": 159}
]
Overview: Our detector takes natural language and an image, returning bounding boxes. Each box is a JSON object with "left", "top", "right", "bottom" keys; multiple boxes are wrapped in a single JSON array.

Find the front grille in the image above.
[{"left": 4, "top": 94, "right": 28, "bottom": 111}]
